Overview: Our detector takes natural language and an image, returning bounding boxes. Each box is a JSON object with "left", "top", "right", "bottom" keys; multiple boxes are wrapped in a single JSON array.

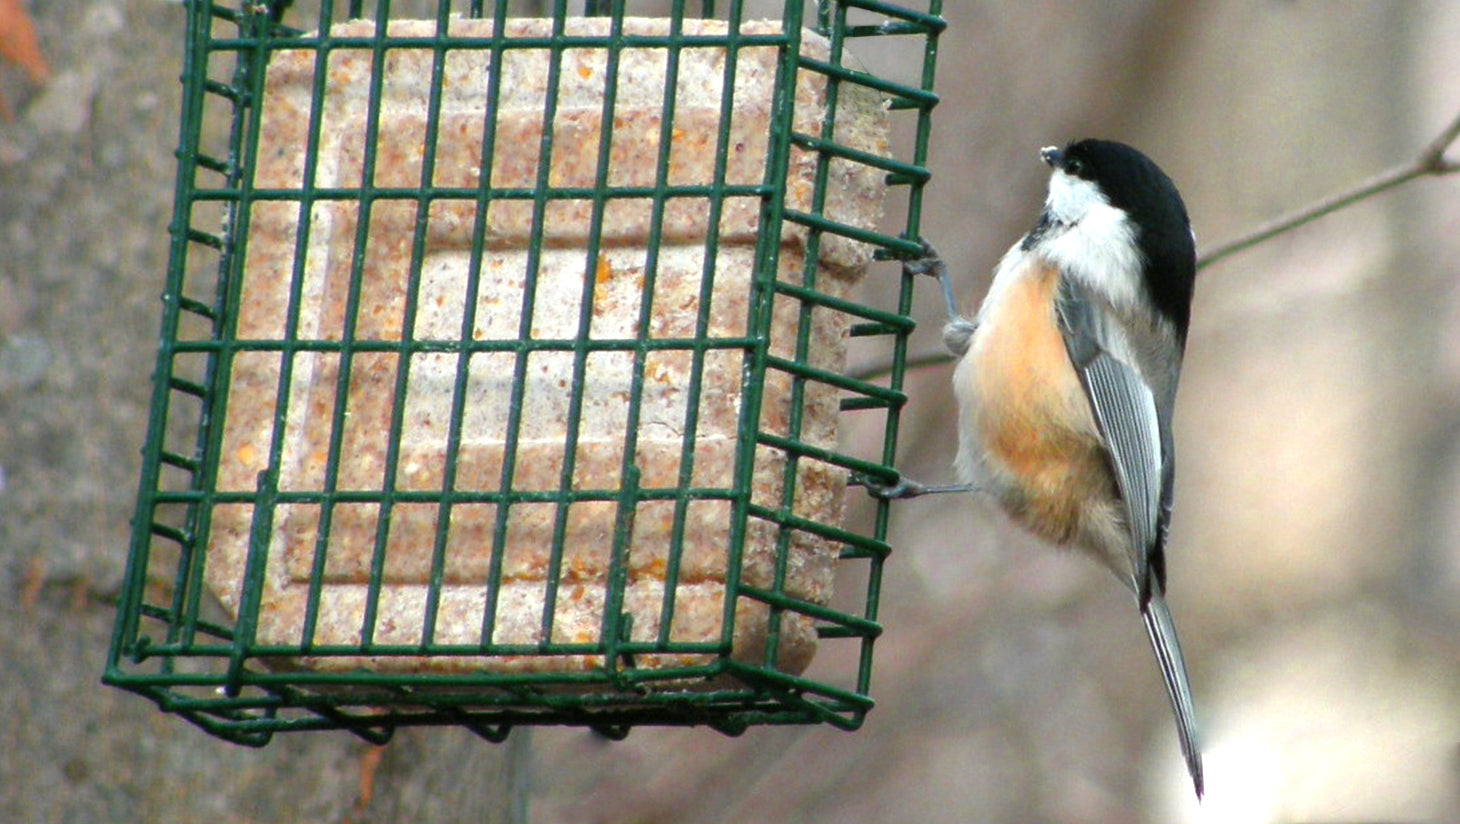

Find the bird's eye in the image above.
[{"left": 1065, "top": 157, "right": 1085, "bottom": 176}]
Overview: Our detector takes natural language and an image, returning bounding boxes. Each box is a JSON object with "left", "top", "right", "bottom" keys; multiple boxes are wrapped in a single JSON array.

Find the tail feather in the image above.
[{"left": 1141, "top": 590, "right": 1203, "bottom": 798}]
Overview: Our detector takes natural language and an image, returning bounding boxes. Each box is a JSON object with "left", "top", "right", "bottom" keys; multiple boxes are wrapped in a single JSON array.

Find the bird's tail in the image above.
[{"left": 1142, "top": 589, "right": 1204, "bottom": 798}]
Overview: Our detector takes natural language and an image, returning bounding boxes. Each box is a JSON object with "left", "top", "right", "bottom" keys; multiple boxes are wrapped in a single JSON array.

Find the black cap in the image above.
[{"left": 1050, "top": 139, "right": 1196, "bottom": 338}]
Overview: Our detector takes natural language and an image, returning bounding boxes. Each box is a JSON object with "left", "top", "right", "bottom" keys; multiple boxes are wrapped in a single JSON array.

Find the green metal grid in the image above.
[{"left": 104, "top": 0, "right": 943, "bottom": 746}]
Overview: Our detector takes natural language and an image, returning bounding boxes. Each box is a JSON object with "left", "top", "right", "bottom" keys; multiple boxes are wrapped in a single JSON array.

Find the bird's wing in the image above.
[
  {"left": 1054, "top": 276, "right": 1165, "bottom": 597},
  {"left": 1056, "top": 275, "right": 1202, "bottom": 796}
]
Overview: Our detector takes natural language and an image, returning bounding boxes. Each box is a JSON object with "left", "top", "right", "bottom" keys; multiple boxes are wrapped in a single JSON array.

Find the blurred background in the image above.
[{"left": 3, "top": 1, "right": 1458, "bottom": 822}]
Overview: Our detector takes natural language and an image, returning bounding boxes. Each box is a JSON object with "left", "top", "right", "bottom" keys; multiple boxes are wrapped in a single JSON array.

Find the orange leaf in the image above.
[{"left": 0, "top": 0, "right": 51, "bottom": 84}]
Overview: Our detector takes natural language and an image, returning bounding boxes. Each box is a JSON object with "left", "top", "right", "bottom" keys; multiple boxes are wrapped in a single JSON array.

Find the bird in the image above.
[{"left": 883, "top": 139, "right": 1203, "bottom": 797}]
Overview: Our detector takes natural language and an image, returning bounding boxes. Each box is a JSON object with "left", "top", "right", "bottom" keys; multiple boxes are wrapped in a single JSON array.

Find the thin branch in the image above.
[
  {"left": 846, "top": 109, "right": 1460, "bottom": 382},
  {"left": 845, "top": 346, "right": 953, "bottom": 381},
  {"left": 1196, "top": 107, "right": 1460, "bottom": 269},
  {"left": 846, "top": 108, "right": 1460, "bottom": 382}
]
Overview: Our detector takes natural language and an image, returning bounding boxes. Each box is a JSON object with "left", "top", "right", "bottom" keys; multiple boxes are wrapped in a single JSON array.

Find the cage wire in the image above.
[{"left": 104, "top": 0, "right": 943, "bottom": 745}]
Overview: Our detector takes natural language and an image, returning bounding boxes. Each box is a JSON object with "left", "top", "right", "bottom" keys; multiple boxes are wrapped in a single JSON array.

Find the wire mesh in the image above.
[{"left": 104, "top": 0, "right": 943, "bottom": 745}]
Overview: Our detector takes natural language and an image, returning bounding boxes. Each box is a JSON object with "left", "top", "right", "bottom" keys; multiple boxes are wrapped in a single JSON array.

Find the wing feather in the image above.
[
  {"left": 1144, "top": 590, "right": 1204, "bottom": 796},
  {"left": 1055, "top": 278, "right": 1163, "bottom": 597}
]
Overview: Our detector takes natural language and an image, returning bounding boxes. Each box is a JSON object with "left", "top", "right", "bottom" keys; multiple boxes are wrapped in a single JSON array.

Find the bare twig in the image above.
[
  {"left": 847, "top": 109, "right": 1460, "bottom": 381},
  {"left": 1196, "top": 108, "right": 1460, "bottom": 269},
  {"left": 846, "top": 346, "right": 953, "bottom": 381}
]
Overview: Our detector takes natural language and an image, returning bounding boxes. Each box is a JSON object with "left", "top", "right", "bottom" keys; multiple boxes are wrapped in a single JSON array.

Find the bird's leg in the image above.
[
  {"left": 851, "top": 474, "right": 976, "bottom": 500},
  {"left": 902, "top": 239, "right": 961, "bottom": 325},
  {"left": 902, "top": 239, "right": 976, "bottom": 356},
  {"left": 856, "top": 241, "right": 980, "bottom": 500}
]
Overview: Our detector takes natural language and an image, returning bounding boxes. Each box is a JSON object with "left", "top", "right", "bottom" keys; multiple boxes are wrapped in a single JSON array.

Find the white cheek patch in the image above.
[
  {"left": 1045, "top": 169, "right": 1105, "bottom": 225},
  {"left": 1038, "top": 170, "right": 1145, "bottom": 312}
]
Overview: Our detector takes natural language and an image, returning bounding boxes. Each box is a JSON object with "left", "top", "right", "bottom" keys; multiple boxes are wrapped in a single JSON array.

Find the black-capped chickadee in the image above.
[{"left": 880, "top": 140, "right": 1203, "bottom": 797}]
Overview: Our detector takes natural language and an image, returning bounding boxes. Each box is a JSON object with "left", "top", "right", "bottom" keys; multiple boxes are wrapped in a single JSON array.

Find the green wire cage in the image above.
[{"left": 104, "top": 0, "right": 943, "bottom": 745}]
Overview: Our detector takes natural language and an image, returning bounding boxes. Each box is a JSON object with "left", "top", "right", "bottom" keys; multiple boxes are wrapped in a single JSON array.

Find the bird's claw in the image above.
[
  {"left": 853, "top": 473, "right": 973, "bottom": 500},
  {"left": 900, "top": 239, "right": 964, "bottom": 329},
  {"left": 854, "top": 473, "right": 921, "bottom": 500},
  {"left": 901, "top": 239, "right": 945, "bottom": 279}
]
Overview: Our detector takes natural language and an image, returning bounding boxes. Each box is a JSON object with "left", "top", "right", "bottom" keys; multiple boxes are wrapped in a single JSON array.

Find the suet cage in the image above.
[{"left": 104, "top": 0, "right": 943, "bottom": 745}]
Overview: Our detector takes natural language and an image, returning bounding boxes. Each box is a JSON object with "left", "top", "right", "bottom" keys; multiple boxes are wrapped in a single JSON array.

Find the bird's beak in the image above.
[{"left": 1040, "top": 146, "right": 1062, "bottom": 167}]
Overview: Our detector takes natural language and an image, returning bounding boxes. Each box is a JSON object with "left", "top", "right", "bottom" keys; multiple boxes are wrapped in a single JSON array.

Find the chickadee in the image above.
[{"left": 890, "top": 139, "right": 1203, "bottom": 796}]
